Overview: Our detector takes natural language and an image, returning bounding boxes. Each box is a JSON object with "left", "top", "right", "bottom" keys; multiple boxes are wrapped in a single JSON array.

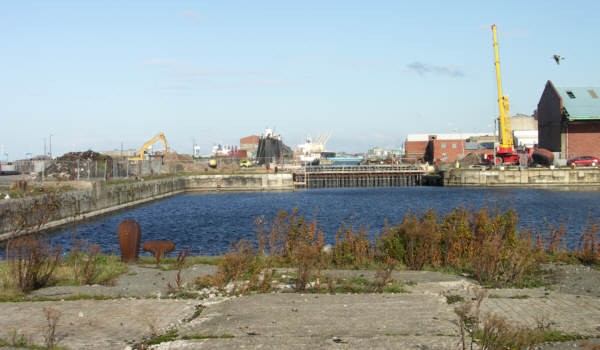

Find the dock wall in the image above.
[
  {"left": 185, "top": 174, "right": 293, "bottom": 192},
  {"left": 0, "top": 174, "right": 293, "bottom": 239},
  {"left": 444, "top": 168, "right": 600, "bottom": 187}
]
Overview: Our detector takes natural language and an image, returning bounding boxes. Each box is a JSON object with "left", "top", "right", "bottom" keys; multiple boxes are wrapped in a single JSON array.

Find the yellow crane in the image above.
[
  {"left": 128, "top": 132, "right": 169, "bottom": 161},
  {"left": 492, "top": 24, "right": 514, "bottom": 153},
  {"left": 487, "top": 24, "right": 522, "bottom": 165},
  {"left": 485, "top": 25, "right": 553, "bottom": 167}
]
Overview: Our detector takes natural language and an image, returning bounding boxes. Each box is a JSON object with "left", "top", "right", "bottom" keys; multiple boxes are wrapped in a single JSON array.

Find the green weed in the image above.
[
  {"left": 182, "top": 334, "right": 235, "bottom": 340},
  {"left": 445, "top": 294, "right": 465, "bottom": 304}
]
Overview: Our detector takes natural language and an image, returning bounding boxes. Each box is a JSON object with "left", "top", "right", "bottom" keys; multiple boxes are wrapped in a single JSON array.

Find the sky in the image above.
[{"left": 1, "top": 0, "right": 600, "bottom": 160}]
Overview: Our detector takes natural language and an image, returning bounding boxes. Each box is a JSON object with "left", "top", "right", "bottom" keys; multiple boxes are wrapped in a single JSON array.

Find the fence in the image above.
[
  {"left": 10, "top": 157, "right": 300, "bottom": 181},
  {"left": 7, "top": 157, "right": 429, "bottom": 182},
  {"left": 12, "top": 159, "right": 166, "bottom": 180}
]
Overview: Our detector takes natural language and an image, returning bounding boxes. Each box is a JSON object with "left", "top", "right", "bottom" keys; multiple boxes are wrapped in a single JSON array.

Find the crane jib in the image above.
[{"left": 491, "top": 24, "right": 514, "bottom": 151}]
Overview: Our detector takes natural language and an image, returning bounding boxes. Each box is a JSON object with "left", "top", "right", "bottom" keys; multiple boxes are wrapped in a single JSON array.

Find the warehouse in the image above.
[{"left": 537, "top": 80, "right": 600, "bottom": 159}]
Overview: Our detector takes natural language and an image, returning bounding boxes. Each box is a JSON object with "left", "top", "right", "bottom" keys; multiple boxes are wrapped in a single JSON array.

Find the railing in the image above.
[
  {"left": 304, "top": 164, "right": 424, "bottom": 173},
  {"left": 294, "top": 164, "right": 426, "bottom": 189}
]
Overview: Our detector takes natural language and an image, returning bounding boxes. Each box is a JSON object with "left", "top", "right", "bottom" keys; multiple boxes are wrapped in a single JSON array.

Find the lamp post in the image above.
[{"left": 49, "top": 134, "right": 53, "bottom": 159}]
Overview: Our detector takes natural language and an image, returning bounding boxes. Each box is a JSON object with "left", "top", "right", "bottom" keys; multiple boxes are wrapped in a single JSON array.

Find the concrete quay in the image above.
[
  {"left": 185, "top": 173, "right": 293, "bottom": 192},
  {"left": 444, "top": 167, "right": 600, "bottom": 187}
]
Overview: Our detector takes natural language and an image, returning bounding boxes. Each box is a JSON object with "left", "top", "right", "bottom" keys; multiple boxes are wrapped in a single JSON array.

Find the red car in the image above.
[{"left": 567, "top": 156, "right": 599, "bottom": 167}]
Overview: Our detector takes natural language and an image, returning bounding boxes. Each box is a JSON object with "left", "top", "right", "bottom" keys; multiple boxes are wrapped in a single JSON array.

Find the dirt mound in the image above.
[
  {"left": 166, "top": 152, "right": 193, "bottom": 161},
  {"left": 42, "top": 150, "right": 113, "bottom": 180},
  {"left": 459, "top": 152, "right": 484, "bottom": 167},
  {"left": 58, "top": 150, "right": 110, "bottom": 161}
]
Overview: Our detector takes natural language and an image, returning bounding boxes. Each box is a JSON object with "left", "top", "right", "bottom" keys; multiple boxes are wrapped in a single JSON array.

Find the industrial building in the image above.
[
  {"left": 404, "top": 112, "right": 538, "bottom": 164},
  {"left": 537, "top": 80, "right": 600, "bottom": 159},
  {"left": 405, "top": 133, "right": 494, "bottom": 164},
  {"left": 510, "top": 114, "right": 538, "bottom": 148},
  {"left": 240, "top": 135, "right": 260, "bottom": 158}
]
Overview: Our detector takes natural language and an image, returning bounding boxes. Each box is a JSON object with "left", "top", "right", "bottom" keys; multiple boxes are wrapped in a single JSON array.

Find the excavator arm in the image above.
[{"left": 129, "top": 132, "right": 169, "bottom": 161}]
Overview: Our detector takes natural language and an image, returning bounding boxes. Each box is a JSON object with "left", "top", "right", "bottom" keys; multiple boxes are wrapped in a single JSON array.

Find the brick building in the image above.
[
  {"left": 404, "top": 135, "right": 429, "bottom": 162},
  {"left": 405, "top": 133, "right": 494, "bottom": 164},
  {"left": 426, "top": 136, "right": 467, "bottom": 163},
  {"left": 240, "top": 135, "right": 260, "bottom": 158},
  {"left": 537, "top": 81, "right": 600, "bottom": 159}
]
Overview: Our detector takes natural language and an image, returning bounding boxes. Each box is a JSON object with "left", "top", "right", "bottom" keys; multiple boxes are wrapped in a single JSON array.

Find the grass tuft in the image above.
[{"left": 182, "top": 334, "right": 235, "bottom": 340}]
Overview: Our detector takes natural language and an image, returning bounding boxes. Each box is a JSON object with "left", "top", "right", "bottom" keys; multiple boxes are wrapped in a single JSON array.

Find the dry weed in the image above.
[
  {"left": 67, "top": 239, "right": 102, "bottom": 285},
  {"left": 7, "top": 237, "right": 61, "bottom": 292},
  {"left": 43, "top": 307, "right": 61, "bottom": 348},
  {"left": 167, "top": 249, "right": 189, "bottom": 293},
  {"left": 372, "top": 258, "right": 397, "bottom": 293},
  {"left": 332, "top": 223, "right": 373, "bottom": 267},
  {"left": 578, "top": 218, "right": 599, "bottom": 265}
]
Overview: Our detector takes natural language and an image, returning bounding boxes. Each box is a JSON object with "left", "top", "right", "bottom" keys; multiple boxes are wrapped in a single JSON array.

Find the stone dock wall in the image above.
[
  {"left": 444, "top": 168, "right": 600, "bottom": 187},
  {"left": 185, "top": 174, "right": 293, "bottom": 192},
  {"left": 0, "top": 174, "right": 293, "bottom": 239}
]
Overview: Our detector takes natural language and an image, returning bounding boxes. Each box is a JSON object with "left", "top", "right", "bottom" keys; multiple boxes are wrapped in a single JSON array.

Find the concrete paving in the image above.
[
  {"left": 30, "top": 264, "right": 217, "bottom": 299},
  {"left": 0, "top": 299, "right": 199, "bottom": 350},
  {"left": 0, "top": 266, "right": 599, "bottom": 349}
]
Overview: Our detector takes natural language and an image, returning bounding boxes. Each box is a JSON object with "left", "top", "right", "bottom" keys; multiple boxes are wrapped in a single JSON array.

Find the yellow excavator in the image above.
[{"left": 128, "top": 132, "right": 169, "bottom": 161}]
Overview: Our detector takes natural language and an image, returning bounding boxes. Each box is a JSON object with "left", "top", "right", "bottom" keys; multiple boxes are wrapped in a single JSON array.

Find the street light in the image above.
[{"left": 49, "top": 134, "right": 53, "bottom": 159}]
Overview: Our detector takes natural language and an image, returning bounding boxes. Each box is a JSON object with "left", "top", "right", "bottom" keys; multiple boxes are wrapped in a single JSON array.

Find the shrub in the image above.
[
  {"left": 332, "top": 222, "right": 373, "bottom": 267},
  {"left": 439, "top": 206, "right": 474, "bottom": 267},
  {"left": 376, "top": 207, "right": 542, "bottom": 287},
  {"left": 7, "top": 237, "right": 61, "bottom": 293},
  {"left": 263, "top": 207, "right": 323, "bottom": 261},
  {"left": 472, "top": 234, "right": 540, "bottom": 288},
  {"left": 383, "top": 209, "right": 441, "bottom": 270},
  {"left": 578, "top": 219, "right": 599, "bottom": 265},
  {"left": 475, "top": 313, "right": 538, "bottom": 349},
  {"left": 197, "top": 240, "right": 264, "bottom": 295},
  {"left": 64, "top": 239, "right": 102, "bottom": 285},
  {"left": 372, "top": 258, "right": 397, "bottom": 293},
  {"left": 293, "top": 240, "right": 321, "bottom": 291}
]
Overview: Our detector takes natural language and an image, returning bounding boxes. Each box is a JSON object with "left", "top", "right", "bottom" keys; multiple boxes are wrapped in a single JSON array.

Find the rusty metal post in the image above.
[{"left": 117, "top": 219, "right": 142, "bottom": 263}]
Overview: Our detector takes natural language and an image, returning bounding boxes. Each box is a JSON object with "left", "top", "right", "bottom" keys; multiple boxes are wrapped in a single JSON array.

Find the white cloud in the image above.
[{"left": 406, "top": 62, "right": 465, "bottom": 77}]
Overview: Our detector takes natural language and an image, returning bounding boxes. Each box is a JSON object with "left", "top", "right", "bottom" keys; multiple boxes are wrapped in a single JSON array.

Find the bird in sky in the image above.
[{"left": 553, "top": 55, "right": 565, "bottom": 65}]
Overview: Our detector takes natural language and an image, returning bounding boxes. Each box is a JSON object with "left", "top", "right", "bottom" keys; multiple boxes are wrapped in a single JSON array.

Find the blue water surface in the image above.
[{"left": 41, "top": 187, "right": 600, "bottom": 256}]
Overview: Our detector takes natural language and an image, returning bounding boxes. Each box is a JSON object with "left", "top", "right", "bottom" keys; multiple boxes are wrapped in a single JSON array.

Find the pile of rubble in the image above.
[
  {"left": 458, "top": 152, "right": 484, "bottom": 168},
  {"left": 58, "top": 150, "right": 110, "bottom": 162},
  {"left": 41, "top": 150, "right": 113, "bottom": 180},
  {"left": 166, "top": 152, "right": 192, "bottom": 162}
]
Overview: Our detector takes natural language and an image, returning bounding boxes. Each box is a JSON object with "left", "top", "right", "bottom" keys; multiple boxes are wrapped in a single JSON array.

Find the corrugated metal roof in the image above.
[{"left": 556, "top": 86, "right": 600, "bottom": 120}]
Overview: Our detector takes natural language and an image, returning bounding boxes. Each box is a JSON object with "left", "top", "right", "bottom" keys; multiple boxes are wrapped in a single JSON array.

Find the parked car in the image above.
[
  {"left": 239, "top": 159, "right": 253, "bottom": 167},
  {"left": 567, "top": 156, "right": 599, "bottom": 167}
]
